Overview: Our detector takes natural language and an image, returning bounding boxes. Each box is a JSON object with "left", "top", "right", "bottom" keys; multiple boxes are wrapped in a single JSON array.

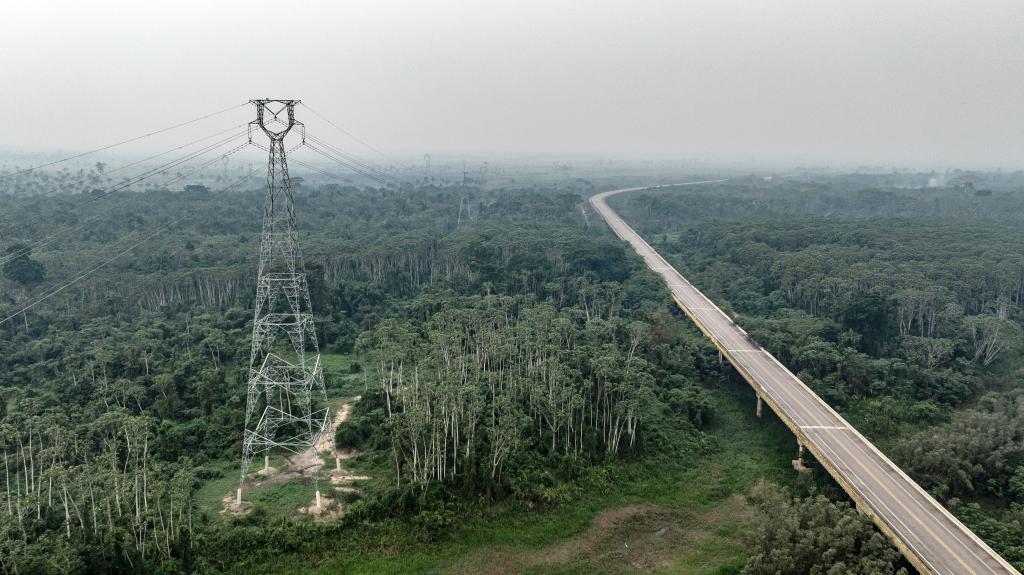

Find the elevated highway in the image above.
[{"left": 591, "top": 182, "right": 1020, "bottom": 575}]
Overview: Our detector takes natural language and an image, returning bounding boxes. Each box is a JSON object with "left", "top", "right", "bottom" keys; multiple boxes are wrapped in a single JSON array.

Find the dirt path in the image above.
[
  {"left": 317, "top": 396, "right": 360, "bottom": 456},
  {"left": 224, "top": 396, "right": 365, "bottom": 516},
  {"left": 286, "top": 395, "right": 362, "bottom": 477}
]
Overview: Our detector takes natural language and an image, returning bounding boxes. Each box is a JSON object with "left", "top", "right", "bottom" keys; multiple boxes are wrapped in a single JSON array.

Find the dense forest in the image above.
[
  {"left": 2, "top": 169, "right": 1021, "bottom": 573},
  {"left": 0, "top": 173, "right": 732, "bottom": 574}
]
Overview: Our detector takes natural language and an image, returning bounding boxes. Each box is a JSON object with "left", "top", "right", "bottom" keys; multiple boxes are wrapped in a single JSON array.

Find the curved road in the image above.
[{"left": 591, "top": 182, "right": 1020, "bottom": 575}]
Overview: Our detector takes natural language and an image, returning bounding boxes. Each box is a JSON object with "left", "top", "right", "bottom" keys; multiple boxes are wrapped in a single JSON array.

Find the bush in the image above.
[
  {"left": 743, "top": 481, "right": 907, "bottom": 575},
  {"left": 411, "top": 507, "right": 457, "bottom": 542}
]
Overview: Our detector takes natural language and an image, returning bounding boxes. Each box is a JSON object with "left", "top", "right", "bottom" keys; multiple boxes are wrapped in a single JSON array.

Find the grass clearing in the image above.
[
  {"left": 321, "top": 352, "right": 367, "bottom": 398},
  {"left": 239, "top": 376, "right": 803, "bottom": 574}
]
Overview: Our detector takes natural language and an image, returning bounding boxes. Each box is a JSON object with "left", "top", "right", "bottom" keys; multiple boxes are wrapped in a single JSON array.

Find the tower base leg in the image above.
[
  {"left": 315, "top": 490, "right": 322, "bottom": 510},
  {"left": 236, "top": 488, "right": 242, "bottom": 505}
]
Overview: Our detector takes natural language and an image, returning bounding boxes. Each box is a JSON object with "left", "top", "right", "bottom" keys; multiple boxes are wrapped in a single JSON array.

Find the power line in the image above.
[
  {"left": 254, "top": 115, "right": 396, "bottom": 185},
  {"left": 0, "top": 129, "right": 250, "bottom": 242},
  {"left": 1, "top": 102, "right": 247, "bottom": 179},
  {"left": 103, "top": 123, "right": 247, "bottom": 177},
  {"left": 0, "top": 136, "right": 251, "bottom": 267},
  {"left": 1, "top": 123, "right": 245, "bottom": 210},
  {"left": 156, "top": 140, "right": 252, "bottom": 189},
  {"left": 246, "top": 138, "right": 385, "bottom": 186},
  {"left": 287, "top": 155, "right": 385, "bottom": 187},
  {"left": 300, "top": 142, "right": 391, "bottom": 186},
  {"left": 0, "top": 101, "right": 394, "bottom": 326},
  {"left": 294, "top": 148, "right": 389, "bottom": 187},
  {"left": 0, "top": 138, "right": 252, "bottom": 267},
  {"left": 304, "top": 132, "right": 397, "bottom": 182},
  {"left": 299, "top": 102, "right": 400, "bottom": 168},
  {"left": 0, "top": 167, "right": 261, "bottom": 328},
  {"left": 0, "top": 218, "right": 183, "bottom": 327}
]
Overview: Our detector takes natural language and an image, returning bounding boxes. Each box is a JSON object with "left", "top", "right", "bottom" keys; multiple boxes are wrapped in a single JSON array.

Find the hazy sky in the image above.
[{"left": 3, "top": 0, "right": 1024, "bottom": 168}]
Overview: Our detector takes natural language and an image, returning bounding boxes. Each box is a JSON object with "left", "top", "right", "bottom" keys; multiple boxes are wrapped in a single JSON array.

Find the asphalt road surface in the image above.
[{"left": 591, "top": 182, "right": 1020, "bottom": 575}]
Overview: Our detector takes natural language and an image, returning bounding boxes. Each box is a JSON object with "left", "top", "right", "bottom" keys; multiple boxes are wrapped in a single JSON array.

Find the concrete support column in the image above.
[
  {"left": 315, "top": 490, "right": 322, "bottom": 510},
  {"left": 792, "top": 443, "right": 809, "bottom": 472},
  {"left": 755, "top": 394, "right": 763, "bottom": 418},
  {"left": 263, "top": 455, "right": 270, "bottom": 470},
  {"left": 335, "top": 456, "right": 341, "bottom": 471},
  {"left": 718, "top": 350, "right": 723, "bottom": 365},
  {"left": 236, "top": 488, "right": 242, "bottom": 505}
]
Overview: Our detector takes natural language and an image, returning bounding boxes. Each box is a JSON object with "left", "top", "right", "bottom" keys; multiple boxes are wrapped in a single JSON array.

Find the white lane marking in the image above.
[
  {"left": 727, "top": 349, "right": 762, "bottom": 353},
  {"left": 810, "top": 431, "right": 946, "bottom": 575},
  {"left": 770, "top": 354, "right": 991, "bottom": 568},
  {"left": 782, "top": 375, "right": 986, "bottom": 573},
  {"left": 838, "top": 424, "right": 1002, "bottom": 574},
  {"left": 767, "top": 342, "right": 1016, "bottom": 572},
  {"left": 762, "top": 374, "right": 945, "bottom": 573},
  {"left": 730, "top": 353, "right": 810, "bottom": 428},
  {"left": 768, "top": 359, "right": 1001, "bottom": 572},
  {"left": 740, "top": 359, "right": 949, "bottom": 575},
  {"left": 800, "top": 425, "right": 848, "bottom": 430},
  {"left": 741, "top": 368, "right": 937, "bottom": 568},
  {"left": 594, "top": 184, "right": 1007, "bottom": 573},
  {"left": 739, "top": 361, "right": 934, "bottom": 567}
]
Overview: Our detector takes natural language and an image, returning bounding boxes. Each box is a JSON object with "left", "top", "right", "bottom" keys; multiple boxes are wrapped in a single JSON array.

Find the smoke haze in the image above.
[{"left": 2, "top": 0, "right": 1023, "bottom": 168}]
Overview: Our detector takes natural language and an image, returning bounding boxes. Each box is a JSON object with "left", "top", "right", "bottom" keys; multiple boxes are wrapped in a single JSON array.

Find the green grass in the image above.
[
  {"left": 248, "top": 477, "right": 321, "bottom": 516},
  {"left": 195, "top": 453, "right": 319, "bottom": 522},
  {"left": 229, "top": 377, "right": 804, "bottom": 574},
  {"left": 320, "top": 352, "right": 367, "bottom": 399},
  {"left": 669, "top": 535, "right": 747, "bottom": 575},
  {"left": 194, "top": 459, "right": 247, "bottom": 519}
]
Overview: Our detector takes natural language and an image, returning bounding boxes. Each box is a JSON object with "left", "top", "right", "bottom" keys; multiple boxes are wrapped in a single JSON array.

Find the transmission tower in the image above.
[{"left": 238, "top": 99, "right": 332, "bottom": 505}]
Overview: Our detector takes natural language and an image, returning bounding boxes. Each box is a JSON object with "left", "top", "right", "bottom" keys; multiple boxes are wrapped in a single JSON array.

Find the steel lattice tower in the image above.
[{"left": 239, "top": 99, "right": 331, "bottom": 496}]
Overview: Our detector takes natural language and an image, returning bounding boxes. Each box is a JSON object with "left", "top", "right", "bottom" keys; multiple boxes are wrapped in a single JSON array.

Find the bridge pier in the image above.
[
  {"left": 792, "top": 442, "right": 810, "bottom": 472},
  {"left": 755, "top": 394, "right": 763, "bottom": 418},
  {"left": 718, "top": 350, "right": 723, "bottom": 365}
]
